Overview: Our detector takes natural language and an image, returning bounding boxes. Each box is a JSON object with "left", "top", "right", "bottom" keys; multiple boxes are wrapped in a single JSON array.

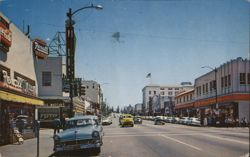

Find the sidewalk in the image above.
[{"left": 0, "top": 129, "right": 54, "bottom": 157}]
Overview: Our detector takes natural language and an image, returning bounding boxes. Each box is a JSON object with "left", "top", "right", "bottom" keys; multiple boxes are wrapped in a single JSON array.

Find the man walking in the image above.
[{"left": 53, "top": 118, "right": 61, "bottom": 135}]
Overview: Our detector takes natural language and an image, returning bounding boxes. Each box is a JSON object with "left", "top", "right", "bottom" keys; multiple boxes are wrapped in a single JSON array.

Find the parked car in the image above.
[
  {"left": 134, "top": 116, "right": 142, "bottom": 124},
  {"left": 166, "top": 117, "right": 174, "bottom": 123},
  {"left": 154, "top": 117, "right": 165, "bottom": 125},
  {"left": 189, "top": 117, "right": 201, "bottom": 126},
  {"left": 102, "top": 117, "right": 112, "bottom": 125},
  {"left": 120, "top": 114, "right": 134, "bottom": 127},
  {"left": 172, "top": 117, "right": 180, "bottom": 124},
  {"left": 179, "top": 117, "right": 190, "bottom": 125},
  {"left": 53, "top": 115, "right": 103, "bottom": 154}
]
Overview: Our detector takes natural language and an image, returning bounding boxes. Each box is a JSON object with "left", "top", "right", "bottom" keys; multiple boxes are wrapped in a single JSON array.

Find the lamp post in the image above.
[
  {"left": 202, "top": 66, "right": 218, "bottom": 109},
  {"left": 66, "top": 4, "right": 103, "bottom": 118}
]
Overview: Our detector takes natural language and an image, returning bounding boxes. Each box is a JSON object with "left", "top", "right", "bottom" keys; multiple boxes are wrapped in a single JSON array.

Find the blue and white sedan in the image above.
[{"left": 53, "top": 115, "right": 103, "bottom": 154}]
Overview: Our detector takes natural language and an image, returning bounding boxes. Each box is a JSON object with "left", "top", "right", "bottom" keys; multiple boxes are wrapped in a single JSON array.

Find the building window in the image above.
[
  {"left": 168, "top": 88, "right": 172, "bottom": 90},
  {"left": 240, "top": 73, "right": 246, "bottom": 84},
  {"left": 154, "top": 91, "right": 156, "bottom": 95},
  {"left": 168, "top": 91, "right": 172, "bottom": 96},
  {"left": 190, "top": 94, "right": 193, "bottom": 100},
  {"left": 42, "top": 71, "right": 51, "bottom": 86},
  {"left": 160, "top": 88, "right": 165, "bottom": 90},
  {"left": 202, "top": 84, "right": 205, "bottom": 95},
  {"left": 160, "top": 91, "right": 165, "bottom": 95},
  {"left": 248, "top": 73, "right": 250, "bottom": 84},
  {"left": 175, "top": 91, "right": 179, "bottom": 95},
  {"left": 209, "top": 81, "right": 213, "bottom": 92},
  {"left": 221, "top": 77, "right": 224, "bottom": 88},
  {"left": 213, "top": 80, "right": 216, "bottom": 90},
  {"left": 199, "top": 86, "right": 201, "bottom": 95},
  {"left": 228, "top": 75, "right": 231, "bottom": 86},
  {"left": 149, "top": 91, "right": 151, "bottom": 95},
  {"left": 205, "top": 83, "right": 208, "bottom": 94},
  {"left": 174, "top": 88, "right": 179, "bottom": 90},
  {"left": 224, "top": 76, "right": 228, "bottom": 87}
]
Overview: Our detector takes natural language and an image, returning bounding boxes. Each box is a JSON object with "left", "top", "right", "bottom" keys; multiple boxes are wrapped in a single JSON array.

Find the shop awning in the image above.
[{"left": 0, "top": 90, "right": 44, "bottom": 106}]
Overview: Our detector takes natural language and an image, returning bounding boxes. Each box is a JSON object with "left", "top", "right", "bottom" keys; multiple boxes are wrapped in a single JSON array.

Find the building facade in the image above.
[
  {"left": 142, "top": 84, "right": 192, "bottom": 116},
  {"left": 194, "top": 57, "right": 250, "bottom": 125},
  {"left": 0, "top": 13, "right": 43, "bottom": 144},
  {"left": 81, "top": 80, "right": 101, "bottom": 115},
  {"left": 175, "top": 89, "right": 195, "bottom": 117}
]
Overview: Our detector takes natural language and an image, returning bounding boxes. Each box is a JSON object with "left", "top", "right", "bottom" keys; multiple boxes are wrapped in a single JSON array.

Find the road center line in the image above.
[
  {"left": 200, "top": 134, "right": 249, "bottom": 145},
  {"left": 159, "top": 134, "right": 202, "bottom": 151}
]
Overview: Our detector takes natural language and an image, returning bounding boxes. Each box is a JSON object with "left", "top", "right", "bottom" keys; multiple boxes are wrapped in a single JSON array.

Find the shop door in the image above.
[{"left": 0, "top": 104, "right": 10, "bottom": 145}]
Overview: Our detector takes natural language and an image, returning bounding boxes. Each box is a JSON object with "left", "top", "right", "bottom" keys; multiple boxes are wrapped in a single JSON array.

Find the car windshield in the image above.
[{"left": 65, "top": 119, "right": 92, "bottom": 129}]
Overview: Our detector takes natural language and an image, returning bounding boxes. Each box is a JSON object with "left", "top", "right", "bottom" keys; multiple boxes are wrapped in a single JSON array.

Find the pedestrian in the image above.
[
  {"left": 241, "top": 117, "right": 247, "bottom": 127},
  {"left": 60, "top": 115, "right": 66, "bottom": 130},
  {"left": 53, "top": 118, "right": 61, "bottom": 135}
]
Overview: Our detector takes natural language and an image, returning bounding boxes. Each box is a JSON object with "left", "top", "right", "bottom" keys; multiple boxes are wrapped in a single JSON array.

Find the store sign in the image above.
[
  {"left": 33, "top": 39, "right": 49, "bottom": 59},
  {"left": 1, "top": 70, "right": 35, "bottom": 96},
  {"left": 0, "top": 16, "right": 12, "bottom": 53}
]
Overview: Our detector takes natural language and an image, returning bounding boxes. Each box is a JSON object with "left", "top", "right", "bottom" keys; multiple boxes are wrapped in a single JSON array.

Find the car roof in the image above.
[{"left": 68, "top": 115, "right": 98, "bottom": 121}]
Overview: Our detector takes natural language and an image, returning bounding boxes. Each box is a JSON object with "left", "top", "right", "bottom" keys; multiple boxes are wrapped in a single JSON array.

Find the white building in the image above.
[
  {"left": 194, "top": 57, "right": 250, "bottom": 124},
  {"left": 142, "top": 84, "right": 192, "bottom": 115},
  {"left": 134, "top": 103, "right": 142, "bottom": 115}
]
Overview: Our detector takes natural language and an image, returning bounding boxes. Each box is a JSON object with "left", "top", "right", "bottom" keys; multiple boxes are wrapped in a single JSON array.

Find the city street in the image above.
[
  {"left": 101, "top": 117, "right": 249, "bottom": 157},
  {"left": 1, "top": 116, "right": 249, "bottom": 157}
]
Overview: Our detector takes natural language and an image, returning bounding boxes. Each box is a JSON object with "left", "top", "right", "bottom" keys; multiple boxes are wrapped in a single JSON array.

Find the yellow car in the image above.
[{"left": 120, "top": 114, "right": 134, "bottom": 127}]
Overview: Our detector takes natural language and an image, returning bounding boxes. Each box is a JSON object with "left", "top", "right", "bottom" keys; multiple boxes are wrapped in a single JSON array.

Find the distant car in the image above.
[
  {"left": 120, "top": 114, "right": 134, "bottom": 127},
  {"left": 179, "top": 117, "right": 189, "bottom": 125},
  {"left": 134, "top": 116, "right": 142, "bottom": 124},
  {"left": 189, "top": 117, "right": 201, "bottom": 126},
  {"left": 154, "top": 117, "right": 165, "bottom": 125},
  {"left": 173, "top": 117, "right": 180, "bottom": 124},
  {"left": 102, "top": 117, "right": 112, "bottom": 125},
  {"left": 53, "top": 115, "right": 103, "bottom": 154}
]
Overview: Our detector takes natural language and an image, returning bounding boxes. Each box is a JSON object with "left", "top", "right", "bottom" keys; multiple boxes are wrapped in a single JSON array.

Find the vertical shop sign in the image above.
[{"left": 0, "top": 16, "right": 12, "bottom": 53}]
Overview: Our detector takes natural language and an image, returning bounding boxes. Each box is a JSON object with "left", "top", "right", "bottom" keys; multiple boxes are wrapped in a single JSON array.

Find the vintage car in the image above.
[
  {"left": 102, "top": 117, "right": 112, "bottom": 125},
  {"left": 134, "top": 116, "right": 142, "bottom": 124},
  {"left": 120, "top": 114, "right": 134, "bottom": 127},
  {"left": 154, "top": 117, "right": 165, "bottom": 125},
  {"left": 53, "top": 115, "right": 103, "bottom": 154}
]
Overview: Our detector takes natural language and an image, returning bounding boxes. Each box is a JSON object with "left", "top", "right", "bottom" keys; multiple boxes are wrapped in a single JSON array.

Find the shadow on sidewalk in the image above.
[{"left": 49, "top": 149, "right": 100, "bottom": 157}]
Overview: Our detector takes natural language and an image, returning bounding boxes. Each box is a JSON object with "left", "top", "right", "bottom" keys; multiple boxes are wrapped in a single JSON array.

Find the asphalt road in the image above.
[
  {"left": 1, "top": 116, "right": 248, "bottom": 157},
  {"left": 99, "top": 116, "right": 249, "bottom": 157}
]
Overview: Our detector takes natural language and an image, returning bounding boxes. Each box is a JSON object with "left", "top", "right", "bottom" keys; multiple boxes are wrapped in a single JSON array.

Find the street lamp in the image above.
[
  {"left": 201, "top": 66, "right": 218, "bottom": 109},
  {"left": 66, "top": 4, "right": 103, "bottom": 118}
]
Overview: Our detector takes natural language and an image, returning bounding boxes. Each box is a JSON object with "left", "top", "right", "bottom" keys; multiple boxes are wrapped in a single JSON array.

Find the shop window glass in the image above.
[
  {"left": 240, "top": 73, "right": 246, "bottom": 84},
  {"left": 42, "top": 71, "right": 52, "bottom": 86}
]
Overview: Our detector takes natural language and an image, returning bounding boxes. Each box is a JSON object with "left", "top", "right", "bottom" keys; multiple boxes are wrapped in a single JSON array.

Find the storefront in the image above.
[{"left": 0, "top": 90, "right": 43, "bottom": 145}]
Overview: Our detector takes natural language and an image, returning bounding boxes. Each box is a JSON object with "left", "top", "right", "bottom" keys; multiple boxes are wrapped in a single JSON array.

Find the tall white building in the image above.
[{"left": 142, "top": 84, "right": 193, "bottom": 115}]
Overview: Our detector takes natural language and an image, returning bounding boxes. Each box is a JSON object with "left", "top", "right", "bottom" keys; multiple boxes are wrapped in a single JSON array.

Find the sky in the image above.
[{"left": 0, "top": 0, "right": 249, "bottom": 108}]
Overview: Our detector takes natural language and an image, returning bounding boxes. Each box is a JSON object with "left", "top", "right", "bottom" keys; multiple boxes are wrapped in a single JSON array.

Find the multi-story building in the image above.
[
  {"left": 194, "top": 57, "right": 250, "bottom": 125},
  {"left": 142, "top": 84, "right": 193, "bottom": 115},
  {"left": 134, "top": 103, "right": 142, "bottom": 115},
  {"left": 0, "top": 13, "right": 44, "bottom": 144},
  {"left": 81, "top": 80, "right": 102, "bottom": 115},
  {"left": 36, "top": 57, "right": 69, "bottom": 126},
  {"left": 175, "top": 89, "right": 195, "bottom": 117}
]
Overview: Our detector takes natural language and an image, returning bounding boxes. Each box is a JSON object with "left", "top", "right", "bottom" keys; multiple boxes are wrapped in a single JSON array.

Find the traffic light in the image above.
[{"left": 80, "top": 85, "right": 86, "bottom": 96}]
